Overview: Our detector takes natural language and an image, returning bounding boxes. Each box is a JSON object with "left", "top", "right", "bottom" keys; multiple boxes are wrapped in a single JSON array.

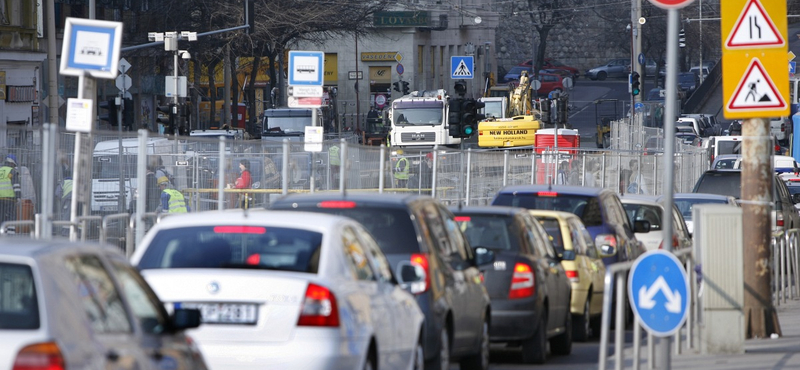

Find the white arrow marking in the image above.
[{"left": 638, "top": 276, "right": 682, "bottom": 313}]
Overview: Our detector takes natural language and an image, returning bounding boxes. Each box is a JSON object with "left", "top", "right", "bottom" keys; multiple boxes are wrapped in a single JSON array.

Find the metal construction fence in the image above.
[{"left": 0, "top": 122, "right": 708, "bottom": 250}]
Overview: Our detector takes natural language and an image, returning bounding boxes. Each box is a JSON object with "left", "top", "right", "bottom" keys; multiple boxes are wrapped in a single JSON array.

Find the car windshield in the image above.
[
  {"left": 0, "top": 263, "right": 39, "bottom": 329},
  {"left": 392, "top": 103, "right": 444, "bottom": 126},
  {"left": 506, "top": 66, "right": 531, "bottom": 76},
  {"left": 264, "top": 116, "right": 311, "bottom": 133},
  {"left": 622, "top": 203, "right": 662, "bottom": 231},
  {"left": 137, "top": 226, "right": 323, "bottom": 273},
  {"left": 93, "top": 154, "right": 137, "bottom": 179},
  {"left": 647, "top": 89, "right": 665, "bottom": 101},
  {"left": 493, "top": 193, "right": 603, "bottom": 227},
  {"left": 482, "top": 101, "right": 505, "bottom": 119},
  {"left": 454, "top": 214, "right": 518, "bottom": 251},
  {"left": 277, "top": 206, "right": 419, "bottom": 254},
  {"left": 717, "top": 141, "right": 743, "bottom": 155},
  {"left": 674, "top": 198, "right": 730, "bottom": 221},
  {"left": 713, "top": 158, "right": 739, "bottom": 169}
]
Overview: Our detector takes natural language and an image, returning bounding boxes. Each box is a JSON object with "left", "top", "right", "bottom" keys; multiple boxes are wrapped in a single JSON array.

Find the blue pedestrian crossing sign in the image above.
[
  {"left": 628, "top": 250, "right": 689, "bottom": 337},
  {"left": 451, "top": 56, "right": 474, "bottom": 79}
]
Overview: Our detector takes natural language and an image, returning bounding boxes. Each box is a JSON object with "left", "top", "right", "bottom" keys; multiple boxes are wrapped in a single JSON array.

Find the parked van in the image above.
[
  {"left": 92, "top": 137, "right": 178, "bottom": 214},
  {"left": 260, "top": 107, "right": 324, "bottom": 142}
]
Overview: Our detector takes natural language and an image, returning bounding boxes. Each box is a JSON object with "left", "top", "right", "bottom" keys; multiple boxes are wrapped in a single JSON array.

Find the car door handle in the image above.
[{"left": 106, "top": 350, "right": 120, "bottom": 362}]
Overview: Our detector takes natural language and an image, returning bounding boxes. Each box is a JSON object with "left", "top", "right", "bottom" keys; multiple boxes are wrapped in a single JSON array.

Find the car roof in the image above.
[
  {"left": 272, "top": 192, "right": 431, "bottom": 207},
  {"left": 450, "top": 205, "right": 527, "bottom": 217},
  {"left": 152, "top": 209, "right": 354, "bottom": 232},
  {"left": 0, "top": 239, "right": 120, "bottom": 259},
  {"left": 497, "top": 184, "right": 606, "bottom": 196},
  {"left": 619, "top": 194, "right": 661, "bottom": 205},
  {"left": 668, "top": 192, "right": 736, "bottom": 201}
]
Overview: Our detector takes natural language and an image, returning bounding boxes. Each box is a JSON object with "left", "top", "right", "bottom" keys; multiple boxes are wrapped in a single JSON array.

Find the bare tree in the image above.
[{"left": 526, "top": 0, "right": 579, "bottom": 78}]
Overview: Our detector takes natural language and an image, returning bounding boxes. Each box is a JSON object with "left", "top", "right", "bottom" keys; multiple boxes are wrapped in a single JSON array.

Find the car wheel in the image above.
[
  {"left": 521, "top": 310, "right": 547, "bottom": 364},
  {"left": 550, "top": 308, "right": 572, "bottom": 355},
  {"left": 412, "top": 338, "right": 425, "bottom": 370},
  {"left": 425, "top": 326, "right": 450, "bottom": 370},
  {"left": 597, "top": 72, "right": 608, "bottom": 81},
  {"left": 459, "top": 319, "right": 490, "bottom": 370},
  {"left": 573, "top": 299, "right": 591, "bottom": 342}
]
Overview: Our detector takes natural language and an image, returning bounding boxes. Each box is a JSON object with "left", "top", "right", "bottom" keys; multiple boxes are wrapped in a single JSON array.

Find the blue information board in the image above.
[
  {"left": 59, "top": 17, "right": 123, "bottom": 79},
  {"left": 288, "top": 51, "right": 324, "bottom": 86},
  {"left": 628, "top": 250, "right": 689, "bottom": 337}
]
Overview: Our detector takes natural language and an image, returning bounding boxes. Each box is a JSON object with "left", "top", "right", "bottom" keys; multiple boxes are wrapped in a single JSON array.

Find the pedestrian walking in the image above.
[{"left": 229, "top": 159, "right": 252, "bottom": 208}]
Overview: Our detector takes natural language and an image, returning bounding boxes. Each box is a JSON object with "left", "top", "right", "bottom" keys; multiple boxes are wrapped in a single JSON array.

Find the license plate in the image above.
[
  {"left": 100, "top": 205, "right": 117, "bottom": 212},
  {"left": 180, "top": 303, "right": 258, "bottom": 324}
]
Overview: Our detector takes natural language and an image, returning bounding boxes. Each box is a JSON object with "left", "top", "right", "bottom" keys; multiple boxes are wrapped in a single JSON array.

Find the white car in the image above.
[
  {"left": 0, "top": 240, "right": 208, "bottom": 370},
  {"left": 130, "top": 210, "right": 425, "bottom": 370},
  {"left": 620, "top": 194, "right": 692, "bottom": 251}
]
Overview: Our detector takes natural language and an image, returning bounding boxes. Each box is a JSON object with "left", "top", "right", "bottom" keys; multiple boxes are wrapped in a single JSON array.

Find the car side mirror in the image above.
[
  {"left": 598, "top": 245, "right": 616, "bottom": 258},
  {"left": 473, "top": 246, "right": 495, "bottom": 267},
  {"left": 792, "top": 193, "right": 800, "bottom": 204},
  {"left": 560, "top": 250, "right": 576, "bottom": 261},
  {"left": 634, "top": 220, "right": 651, "bottom": 233},
  {"left": 171, "top": 308, "right": 201, "bottom": 331},
  {"left": 396, "top": 261, "right": 427, "bottom": 294}
]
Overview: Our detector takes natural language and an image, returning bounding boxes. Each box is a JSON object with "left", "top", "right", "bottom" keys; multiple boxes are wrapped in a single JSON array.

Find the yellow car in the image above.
[{"left": 528, "top": 210, "right": 609, "bottom": 341}]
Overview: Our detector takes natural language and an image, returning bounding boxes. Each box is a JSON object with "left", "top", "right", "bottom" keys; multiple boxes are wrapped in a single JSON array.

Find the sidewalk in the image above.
[{"left": 619, "top": 298, "right": 800, "bottom": 369}]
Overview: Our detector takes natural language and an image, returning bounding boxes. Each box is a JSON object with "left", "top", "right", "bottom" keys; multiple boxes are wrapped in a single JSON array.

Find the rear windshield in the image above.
[
  {"left": 717, "top": 140, "right": 742, "bottom": 155},
  {"left": 674, "top": 198, "right": 729, "bottom": 221},
  {"left": 623, "top": 203, "right": 663, "bottom": 231},
  {"left": 537, "top": 218, "right": 565, "bottom": 256},
  {"left": 279, "top": 207, "right": 419, "bottom": 255},
  {"left": 0, "top": 263, "right": 39, "bottom": 329},
  {"left": 137, "top": 226, "right": 322, "bottom": 273},
  {"left": 693, "top": 172, "right": 741, "bottom": 198},
  {"left": 493, "top": 193, "right": 603, "bottom": 227},
  {"left": 454, "top": 214, "right": 518, "bottom": 252}
]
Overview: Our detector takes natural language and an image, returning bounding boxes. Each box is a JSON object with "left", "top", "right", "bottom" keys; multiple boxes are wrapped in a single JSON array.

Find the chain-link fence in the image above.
[{"left": 0, "top": 122, "right": 708, "bottom": 253}]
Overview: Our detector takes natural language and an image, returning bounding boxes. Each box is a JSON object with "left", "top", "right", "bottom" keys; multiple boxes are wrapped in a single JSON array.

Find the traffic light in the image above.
[
  {"left": 98, "top": 98, "right": 118, "bottom": 126},
  {"left": 156, "top": 104, "right": 175, "bottom": 133},
  {"left": 539, "top": 99, "right": 551, "bottom": 126},
  {"left": 401, "top": 81, "right": 410, "bottom": 95},
  {"left": 679, "top": 28, "right": 686, "bottom": 48},
  {"left": 556, "top": 97, "right": 568, "bottom": 125},
  {"left": 453, "top": 80, "right": 467, "bottom": 97},
  {"left": 122, "top": 98, "right": 134, "bottom": 130},
  {"left": 393, "top": 81, "right": 401, "bottom": 92},
  {"left": 448, "top": 97, "right": 463, "bottom": 137},
  {"left": 458, "top": 99, "right": 482, "bottom": 138},
  {"left": 630, "top": 72, "right": 641, "bottom": 96}
]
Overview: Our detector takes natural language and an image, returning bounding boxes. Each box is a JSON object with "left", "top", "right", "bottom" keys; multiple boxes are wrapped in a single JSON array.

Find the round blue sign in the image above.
[
  {"left": 638, "top": 53, "right": 645, "bottom": 66},
  {"left": 628, "top": 250, "right": 689, "bottom": 337},
  {"left": 397, "top": 63, "right": 404, "bottom": 75}
]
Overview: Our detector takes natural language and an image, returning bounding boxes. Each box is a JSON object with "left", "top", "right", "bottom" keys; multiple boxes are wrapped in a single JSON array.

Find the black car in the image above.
[
  {"left": 271, "top": 193, "right": 493, "bottom": 370},
  {"left": 451, "top": 206, "right": 572, "bottom": 364},
  {"left": 693, "top": 170, "right": 800, "bottom": 234}
]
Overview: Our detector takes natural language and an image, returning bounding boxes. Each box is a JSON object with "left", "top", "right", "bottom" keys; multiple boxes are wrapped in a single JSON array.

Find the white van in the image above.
[{"left": 92, "top": 137, "right": 177, "bottom": 214}]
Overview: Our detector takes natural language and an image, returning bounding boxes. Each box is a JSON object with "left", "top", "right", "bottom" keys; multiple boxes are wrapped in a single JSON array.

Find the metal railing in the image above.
[
  {"left": 598, "top": 248, "right": 695, "bottom": 370},
  {"left": 773, "top": 229, "right": 800, "bottom": 306}
]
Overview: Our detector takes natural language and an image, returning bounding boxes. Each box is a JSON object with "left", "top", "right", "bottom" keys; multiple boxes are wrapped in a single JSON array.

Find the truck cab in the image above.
[
  {"left": 389, "top": 89, "right": 460, "bottom": 149},
  {"left": 261, "top": 107, "right": 323, "bottom": 142}
]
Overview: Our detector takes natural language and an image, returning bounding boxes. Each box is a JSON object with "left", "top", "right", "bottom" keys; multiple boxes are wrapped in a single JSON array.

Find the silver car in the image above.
[
  {"left": 0, "top": 239, "right": 207, "bottom": 370},
  {"left": 585, "top": 58, "right": 630, "bottom": 80},
  {"left": 131, "top": 210, "right": 425, "bottom": 370}
]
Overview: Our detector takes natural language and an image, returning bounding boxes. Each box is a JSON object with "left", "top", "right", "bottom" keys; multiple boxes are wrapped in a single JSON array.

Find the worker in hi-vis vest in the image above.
[
  {"left": 158, "top": 176, "right": 189, "bottom": 213},
  {"left": 0, "top": 154, "right": 21, "bottom": 227},
  {"left": 394, "top": 156, "right": 410, "bottom": 188}
]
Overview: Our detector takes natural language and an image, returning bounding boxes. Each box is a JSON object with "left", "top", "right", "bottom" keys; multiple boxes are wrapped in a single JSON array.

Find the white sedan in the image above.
[{"left": 130, "top": 210, "right": 425, "bottom": 370}]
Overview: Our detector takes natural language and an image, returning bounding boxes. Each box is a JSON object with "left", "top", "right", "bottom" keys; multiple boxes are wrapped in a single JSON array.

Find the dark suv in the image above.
[
  {"left": 491, "top": 185, "right": 648, "bottom": 266},
  {"left": 451, "top": 206, "right": 572, "bottom": 364},
  {"left": 693, "top": 170, "right": 800, "bottom": 233},
  {"left": 271, "top": 193, "right": 493, "bottom": 370}
]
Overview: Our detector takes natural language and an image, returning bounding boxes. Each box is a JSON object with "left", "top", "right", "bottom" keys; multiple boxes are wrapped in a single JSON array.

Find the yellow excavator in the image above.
[{"left": 477, "top": 70, "right": 543, "bottom": 148}]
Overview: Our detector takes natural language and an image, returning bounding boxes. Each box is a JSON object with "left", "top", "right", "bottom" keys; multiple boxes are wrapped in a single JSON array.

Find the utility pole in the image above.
[
  {"left": 148, "top": 31, "right": 196, "bottom": 135},
  {"left": 633, "top": 0, "right": 643, "bottom": 103}
]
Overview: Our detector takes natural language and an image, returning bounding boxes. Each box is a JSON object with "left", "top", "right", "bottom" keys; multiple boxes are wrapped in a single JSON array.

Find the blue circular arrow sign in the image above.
[{"left": 628, "top": 250, "right": 689, "bottom": 337}]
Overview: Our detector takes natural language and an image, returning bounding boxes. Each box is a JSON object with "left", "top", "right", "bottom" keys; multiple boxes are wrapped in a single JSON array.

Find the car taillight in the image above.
[
  {"left": 410, "top": 254, "right": 431, "bottom": 294},
  {"left": 318, "top": 200, "right": 357, "bottom": 208},
  {"left": 658, "top": 235, "right": 679, "bottom": 249},
  {"left": 214, "top": 226, "right": 266, "bottom": 234},
  {"left": 565, "top": 270, "right": 579, "bottom": 283},
  {"left": 537, "top": 191, "right": 558, "bottom": 197},
  {"left": 508, "top": 263, "right": 535, "bottom": 299},
  {"left": 298, "top": 283, "right": 340, "bottom": 327},
  {"left": 13, "top": 342, "right": 64, "bottom": 370},
  {"left": 777, "top": 213, "right": 785, "bottom": 228}
]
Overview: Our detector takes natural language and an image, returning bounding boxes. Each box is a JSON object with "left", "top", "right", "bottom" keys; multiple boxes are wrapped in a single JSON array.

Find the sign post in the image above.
[
  {"left": 721, "top": 0, "right": 787, "bottom": 340},
  {"left": 60, "top": 17, "right": 123, "bottom": 241},
  {"left": 645, "top": 1, "right": 695, "bottom": 368}
]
